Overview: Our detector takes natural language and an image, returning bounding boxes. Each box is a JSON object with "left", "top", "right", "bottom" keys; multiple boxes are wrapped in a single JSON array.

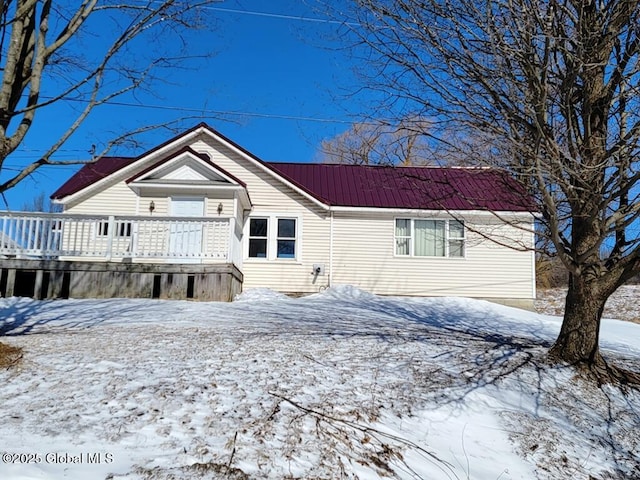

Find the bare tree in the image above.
[
  {"left": 0, "top": 0, "right": 221, "bottom": 194},
  {"left": 21, "top": 191, "right": 60, "bottom": 213},
  {"left": 317, "top": 117, "right": 436, "bottom": 165},
  {"left": 342, "top": 0, "right": 640, "bottom": 378}
]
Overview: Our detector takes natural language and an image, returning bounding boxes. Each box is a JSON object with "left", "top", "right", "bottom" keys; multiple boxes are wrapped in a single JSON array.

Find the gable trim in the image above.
[
  {"left": 56, "top": 130, "right": 211, "bottom": 205},
  {"left": 126, "top": 145, "right": 248, "bottom": 187},
  {"left": 129, "top": 182, "right": 246, "bottom": 191}
]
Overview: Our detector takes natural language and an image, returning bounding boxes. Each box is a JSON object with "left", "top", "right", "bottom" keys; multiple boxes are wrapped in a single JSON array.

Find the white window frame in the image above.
[
  {"left": 394, "top": 217, "right": 465, "bottom": 258},
  {"left": 447, "top": 219, "right": 465, "bottom": 258},
  {"left": 245, "top": 213, "right": 302, "bottom": 261},
  {"left": 247, "top": 217, "right": 269, "bottom": 259}
]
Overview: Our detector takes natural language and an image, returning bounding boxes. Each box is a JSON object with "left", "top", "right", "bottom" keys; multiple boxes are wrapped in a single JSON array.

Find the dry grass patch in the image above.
[
  {"left": 0, "top": 341, "right": 23, "bottom": 368},
  {"left": 536, "top": 285, "right": 640, "bottom": 324}
]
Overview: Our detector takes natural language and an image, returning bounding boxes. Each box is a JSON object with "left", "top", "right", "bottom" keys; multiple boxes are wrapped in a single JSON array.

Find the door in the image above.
[{"left": 169, "top": 197, "right": 204, "bottom": 263}]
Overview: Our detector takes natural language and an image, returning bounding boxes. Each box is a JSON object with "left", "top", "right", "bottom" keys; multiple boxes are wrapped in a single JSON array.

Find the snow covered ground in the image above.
[{"left": 0, "top": 285, "right": 639, "bottom": 479}]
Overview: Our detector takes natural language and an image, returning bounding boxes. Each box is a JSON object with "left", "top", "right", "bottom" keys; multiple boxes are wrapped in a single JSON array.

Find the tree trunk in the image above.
[{"left": 549, "top": 274, "right": 607, "bottom": 367}]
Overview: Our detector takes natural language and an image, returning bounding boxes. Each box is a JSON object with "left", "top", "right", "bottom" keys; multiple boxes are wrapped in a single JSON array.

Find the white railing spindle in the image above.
[{"left": 0, "top": 211, "right": 234, "bottom": 263}]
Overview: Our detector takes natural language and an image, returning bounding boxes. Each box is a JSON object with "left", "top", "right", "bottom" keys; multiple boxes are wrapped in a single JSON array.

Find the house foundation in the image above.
[{"left": 0, "top": 259, "right": 243, "bottom": 302}]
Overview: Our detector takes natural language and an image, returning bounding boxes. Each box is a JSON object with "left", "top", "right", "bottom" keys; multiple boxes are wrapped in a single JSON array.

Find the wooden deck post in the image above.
[
  {"left": 47, "top": 269, "right": 65, "bottom": 298},
  {"left": 4, "top": 268, "right": 16, "bottom": 297},
  {"left": 33, "top": 270, "right": 44, "bottom": 299}
]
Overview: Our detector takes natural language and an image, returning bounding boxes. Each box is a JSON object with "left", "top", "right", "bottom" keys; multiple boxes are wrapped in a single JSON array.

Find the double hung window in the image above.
[{"left": 276, "top": 218, "right": 296, "bottom": 259}]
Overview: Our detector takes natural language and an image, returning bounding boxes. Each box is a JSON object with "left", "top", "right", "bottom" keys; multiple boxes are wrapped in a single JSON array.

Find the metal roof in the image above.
[{"left": 266, "top": 162, "right": 533, "bottom": 211}]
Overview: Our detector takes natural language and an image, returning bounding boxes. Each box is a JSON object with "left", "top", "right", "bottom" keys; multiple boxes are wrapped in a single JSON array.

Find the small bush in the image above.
[
  {"left": 0, "top": 341, "right": 23, "bottom": 368},
  {"left": 536, "top": 257, "right": 569, "bottom": 289}
]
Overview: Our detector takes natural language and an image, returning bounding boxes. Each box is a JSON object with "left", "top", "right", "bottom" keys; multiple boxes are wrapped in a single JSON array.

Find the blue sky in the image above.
[{"left": 4, "top": 1, "right": 364, "bottom": 209}]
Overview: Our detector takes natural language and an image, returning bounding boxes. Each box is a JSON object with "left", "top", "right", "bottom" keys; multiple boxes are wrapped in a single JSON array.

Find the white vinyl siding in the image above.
[
  {"left": 65, "top": 181, "right": 139, "bottom": 215},
  {"left": 66, "top": 135, "right": 332, "bottom": 291},
  {"left": 332, "top": 211, "right": 534, "bottom": 300},
  {"left": 205, "top": 197, "right": 235, "bottom": 217},
  {"left": 60, "top": 130, "right": 534, "bottom": 301}
]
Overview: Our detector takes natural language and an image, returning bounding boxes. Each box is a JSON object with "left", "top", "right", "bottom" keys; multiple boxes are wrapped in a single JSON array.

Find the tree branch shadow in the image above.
[
  {"left": 0, "top": 297, "right": 165, "bottom": 336},
  {"left": 243, "top": 292, "right": 640, "bottom": 479}
]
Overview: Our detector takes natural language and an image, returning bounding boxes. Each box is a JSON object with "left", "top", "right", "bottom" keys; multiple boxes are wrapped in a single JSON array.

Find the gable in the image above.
[
  {"left": 51, "top": 124, "right": 319, "bottom": 208},
  {"left": 162, "top": 165, "right": 209, "bottom": 181},
  {"left": 126, "top": 146, "right": 245, "bottom": 188}
]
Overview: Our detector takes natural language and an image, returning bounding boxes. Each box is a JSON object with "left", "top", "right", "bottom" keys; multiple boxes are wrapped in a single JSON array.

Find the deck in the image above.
[{"left": 0, "top": 212, "right": 244, "bottom": 301}]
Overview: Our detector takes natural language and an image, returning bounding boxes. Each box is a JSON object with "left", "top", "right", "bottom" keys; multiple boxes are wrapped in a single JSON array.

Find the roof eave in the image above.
[{"left": 328, "top": 205, "right": 536, "bottom": 216}]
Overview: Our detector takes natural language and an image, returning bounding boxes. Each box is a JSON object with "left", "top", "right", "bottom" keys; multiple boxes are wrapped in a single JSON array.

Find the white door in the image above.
[{"left": 169, "top": 198, "right": 204, "bottom": 263}]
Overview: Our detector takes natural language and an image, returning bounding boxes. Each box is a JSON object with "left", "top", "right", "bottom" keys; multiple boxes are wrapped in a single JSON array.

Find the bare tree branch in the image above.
[{"left": 0, "top": 0, "right": 221, "bottom": 194}]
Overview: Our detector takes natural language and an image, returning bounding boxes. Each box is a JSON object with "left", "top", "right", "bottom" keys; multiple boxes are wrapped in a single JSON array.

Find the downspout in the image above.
[
  {"left": 328, "top": 208, "right": 334, "bottom": 288},
  {"left": 531, "top": 218, "right": 536, "bottom": 302},
  {"left": 230, "top": 192, "right": 240, "bottom": 268}
]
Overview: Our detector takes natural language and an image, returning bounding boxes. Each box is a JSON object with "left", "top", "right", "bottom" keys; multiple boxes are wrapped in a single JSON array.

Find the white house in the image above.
[{"left": 1, "top": 124, "right": 537, "bottom": 306}]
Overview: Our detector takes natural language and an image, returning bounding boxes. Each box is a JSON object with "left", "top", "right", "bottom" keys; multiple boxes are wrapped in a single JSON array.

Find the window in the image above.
[
  {"left": 248, "top": 218, "right": 268, "bottom": 258},
  {"left": 276, "top": 218, "right": 296, "bottom": 259},
  {"left": 50, "top": 220, "right": 62, "bottom": 232},
  {"left": 395, "top": 218, "right": 464, "bottom": 257},
  {"left": 248, "top": 216, "right": 298, "bottom": 260},
  {"left": 97, "top": 221, "right": 132, "bottom": 238},
  {"left": 448, "top": 220, "right": 465, "bottom": 257},
  {"left": 395, "top": 219, "right": 411, "bottom": 255}
]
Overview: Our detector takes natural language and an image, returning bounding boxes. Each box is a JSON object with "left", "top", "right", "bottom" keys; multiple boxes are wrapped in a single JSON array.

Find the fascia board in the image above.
[
  {"left": 328, "top": 205, "right": 535, "bottom": 219},
  {"left": 129, "top": 183, "right": 246, "bottom": 190}
]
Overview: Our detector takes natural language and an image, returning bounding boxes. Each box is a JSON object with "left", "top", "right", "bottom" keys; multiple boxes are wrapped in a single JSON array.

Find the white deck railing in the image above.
[{"left": 0, "top": 212, "right": 241, "bottom": 265}]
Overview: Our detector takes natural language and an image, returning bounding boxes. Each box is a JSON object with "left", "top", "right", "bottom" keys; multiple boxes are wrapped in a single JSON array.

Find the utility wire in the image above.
[
  {"left": 128, "top": 1, "right": 358, "bottom": 26},
  {"left": 207, "top": 6, "right": 356, "bottom": 26},
  {"left": 38, "top": 95, "right": 355, "bottom": 124},
  {"left": 79, "top": 99, "right": 354, "bottom": 124}
]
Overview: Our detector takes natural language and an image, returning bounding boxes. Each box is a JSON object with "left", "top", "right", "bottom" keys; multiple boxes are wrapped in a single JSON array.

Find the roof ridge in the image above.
[
  {"left": 266, "top": 161, "right": 492, "bottom": 170},
  {"left": 98, "top": 155, "right": 135, "bottom": 160}
]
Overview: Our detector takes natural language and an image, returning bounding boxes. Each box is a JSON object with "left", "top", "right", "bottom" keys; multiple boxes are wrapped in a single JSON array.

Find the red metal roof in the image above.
[
  {"left": 51, "top": 156, "right": 137, "bottom": 200},
  {"left": 266, "top": 163, "right": 533, "bottom": 211}
]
